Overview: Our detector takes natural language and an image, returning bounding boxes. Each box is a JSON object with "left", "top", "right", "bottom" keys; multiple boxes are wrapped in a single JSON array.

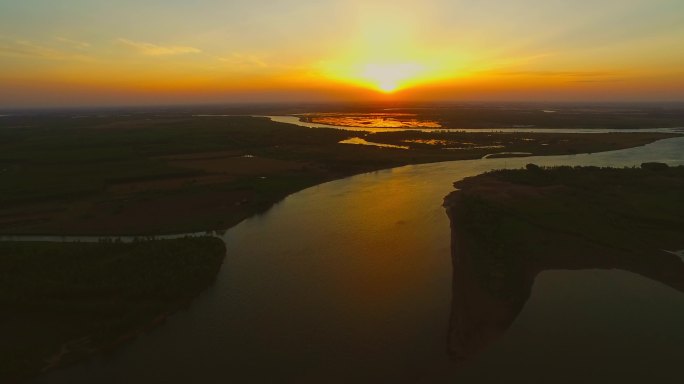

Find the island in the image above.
[{"left": 443, "top": 163, "right": 684, "bottom": 363}]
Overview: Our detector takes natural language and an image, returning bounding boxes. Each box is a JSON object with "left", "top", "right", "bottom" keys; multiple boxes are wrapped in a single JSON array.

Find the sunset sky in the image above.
[{"left": 1, "top": 0, "right": 683, "bottom": 107}]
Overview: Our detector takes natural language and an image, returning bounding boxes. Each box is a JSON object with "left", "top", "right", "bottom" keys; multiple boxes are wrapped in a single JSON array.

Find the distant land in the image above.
[
  {"left": 3, "top": 102, "right": 684, "bottom": 130},
  {"left": 1, "top": 104, "right": 680, "bottom": 235}
]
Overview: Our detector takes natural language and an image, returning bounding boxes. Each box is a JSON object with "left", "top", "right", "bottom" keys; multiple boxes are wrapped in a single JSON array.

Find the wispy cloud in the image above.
[
  {"left": 569, "top": 78, "right": 624, "bottom": 83},
  {"left": 116, "top": 38, "right": 201, "bottom": 56},
  {"left": 497, "top": 70, "right": 625, "bottom": 83},
  {"left": 218, "top": 53, "right": 268, "bottom": 68},
  {"left": 499, "top": 70, "right": 616, "bottom": 78},
  {"left": 0, "top": 37, "right": 91, "bottom": 61},
  {"left": 54, "top": 36, "right": 91, "bottom": 49}
]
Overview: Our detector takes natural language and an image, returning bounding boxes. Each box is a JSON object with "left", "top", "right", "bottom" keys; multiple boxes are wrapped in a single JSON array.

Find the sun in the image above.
[
  {"left": 322, "top": 61, "right": 432, "bottom": 94},
  {"left": 360, "top": 63, "right": 426, "bottom": 93}
]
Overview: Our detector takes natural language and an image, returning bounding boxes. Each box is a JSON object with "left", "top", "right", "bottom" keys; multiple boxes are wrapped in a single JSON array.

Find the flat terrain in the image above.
[
  {"left": 443, "top": 165, "right": 684, "bottom": 362},
  {"left": 0, "top": 114, "right": 677, "bottom": 235},
  {"left": 0, "top": 237, "right": 226, "bottom": 383},
  {"left": 445, "top": 164, "right": 684, "bottom": 298}
]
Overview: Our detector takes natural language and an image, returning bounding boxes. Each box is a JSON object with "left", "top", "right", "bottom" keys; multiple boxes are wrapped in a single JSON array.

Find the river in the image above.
[{"left": 35, "top": 136, "right": 684, "bottom": 383}]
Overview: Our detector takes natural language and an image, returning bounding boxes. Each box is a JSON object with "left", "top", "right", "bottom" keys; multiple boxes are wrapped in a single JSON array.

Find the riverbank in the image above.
[
  {"left": 443, "top": 164, "right": 684, "bottom": 361},
  {"left": 0, "top": 115, "right": 677, "bottom": 236},
  {"left": 0, "top": 237, "right": 226, "bottom": 383}
]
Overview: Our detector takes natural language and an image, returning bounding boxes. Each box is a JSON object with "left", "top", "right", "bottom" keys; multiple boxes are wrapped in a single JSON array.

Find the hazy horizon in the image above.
[{"left": 4, "top": 99, "right": 684, "bottom": 114}]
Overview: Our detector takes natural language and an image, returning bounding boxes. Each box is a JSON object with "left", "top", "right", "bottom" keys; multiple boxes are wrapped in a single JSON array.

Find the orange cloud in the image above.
[{"left": 116, "top": 38, "right": 201, "bottom": 56}]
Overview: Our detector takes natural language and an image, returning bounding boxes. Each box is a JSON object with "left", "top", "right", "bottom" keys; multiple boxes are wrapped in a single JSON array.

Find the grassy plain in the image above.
[{"left": 0, "top": 115, "right": 676, "bottom": 235}]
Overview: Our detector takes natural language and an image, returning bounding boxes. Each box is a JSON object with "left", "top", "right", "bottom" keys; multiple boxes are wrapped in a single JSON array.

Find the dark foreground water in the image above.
[{"left": 38, "top": 137, "right": 684, "bottom": 383}]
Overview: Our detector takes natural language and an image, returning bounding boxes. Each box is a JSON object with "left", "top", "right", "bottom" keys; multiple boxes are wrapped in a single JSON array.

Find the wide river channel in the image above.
[{"left": 36, "top": 134, "right": 684, "bottom": 383}]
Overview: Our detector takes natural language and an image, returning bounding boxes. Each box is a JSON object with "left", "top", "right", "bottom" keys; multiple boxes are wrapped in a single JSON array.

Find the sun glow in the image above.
[
  {"left": 360, "top": 63, "right": 427, "bottom": 93},
  {"left": 322, "top": 53, "right": 462, "bottom": 95},
  {"left": 324, "top": 61, "right": 433, "bottom": 93},
  {"left": 319, "top": 6, "right": 464, "bottom": 94}
]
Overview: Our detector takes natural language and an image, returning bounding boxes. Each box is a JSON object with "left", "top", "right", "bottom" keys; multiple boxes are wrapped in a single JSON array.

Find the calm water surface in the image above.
[{"left": 38, "top": 137, "right": 684, "bottom": 383}]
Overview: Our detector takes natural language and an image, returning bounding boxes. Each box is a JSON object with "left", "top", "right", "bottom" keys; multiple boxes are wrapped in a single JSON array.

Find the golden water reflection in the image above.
[
  {"left": 305, "top": 113, "right": 442, "bottom": 129},
  {"left": 339, "top": 137, "right": 409, "bottom": 149}
]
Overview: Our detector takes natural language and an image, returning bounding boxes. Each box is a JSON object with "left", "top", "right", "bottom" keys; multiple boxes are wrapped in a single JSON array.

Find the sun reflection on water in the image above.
[{"left": 307, "top": 113, "right": 442, "bottom": 129}]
